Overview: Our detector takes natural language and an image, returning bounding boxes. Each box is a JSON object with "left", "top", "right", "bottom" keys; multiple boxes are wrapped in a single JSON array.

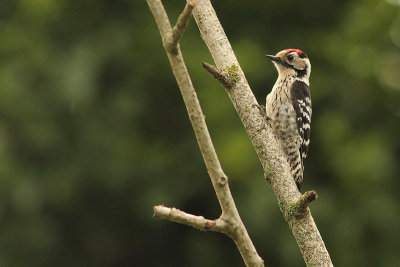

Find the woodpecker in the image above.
[{"left": 265, "top": 49, "right": 312, "bottom": 191}]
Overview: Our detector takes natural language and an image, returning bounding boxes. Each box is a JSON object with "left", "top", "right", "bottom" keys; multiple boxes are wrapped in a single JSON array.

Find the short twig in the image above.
[
  {"left": 202, "top": 62, "right": 236, "bottom": 88},
  {"left": 287, "top": 190, "right": 318, "bottom": 218},
  {"left": 153, "top": 205, "right": 226, "bottom": 232},
  {"left": 305, "top": 190, "right": 318, "bottom": 202}
]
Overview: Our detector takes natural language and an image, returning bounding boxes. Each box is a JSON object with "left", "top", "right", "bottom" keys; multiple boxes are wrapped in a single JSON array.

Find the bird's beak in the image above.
[{"left": 265, "top": 54, "right": 282, "bottom": 63}]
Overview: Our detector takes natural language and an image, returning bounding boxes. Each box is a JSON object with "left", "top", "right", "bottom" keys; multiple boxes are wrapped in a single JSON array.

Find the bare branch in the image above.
[
  {"left": 153, "top": 206, "right": 227, "bottom": 232},
  {"left": 193, "top": 1, "right": 333, "bottom": 266},
  {"left": 147, "top": 0, "right": 264, "bottom": 266}
]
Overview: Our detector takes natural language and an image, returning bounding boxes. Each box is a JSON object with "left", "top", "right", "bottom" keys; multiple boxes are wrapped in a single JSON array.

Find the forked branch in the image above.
[
  {"left": 171, "top": 0, "right": 197, "bottom": 49},
  {"left": 147, "top": 0, "right": 264, "bottom": 266},
  {"left": 148, "top": 0, "right": 332, "bottom": 265}
]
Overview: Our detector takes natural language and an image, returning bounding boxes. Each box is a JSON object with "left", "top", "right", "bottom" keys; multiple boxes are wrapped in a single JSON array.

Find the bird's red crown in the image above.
[{"left": 283, "top": 48, "right": 305, "bottom": 56}]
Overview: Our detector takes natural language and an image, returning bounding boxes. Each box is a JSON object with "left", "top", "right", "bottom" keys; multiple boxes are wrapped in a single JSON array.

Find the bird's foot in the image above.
[{"left": 252, "top": 104, "right": 266, "bottom": 118}]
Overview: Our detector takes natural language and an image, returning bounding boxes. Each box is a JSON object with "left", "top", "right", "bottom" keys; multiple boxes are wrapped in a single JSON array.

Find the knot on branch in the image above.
[
  {"left": 202, "top": 62, "right": 240, "bottom": 89},
  {"left": 286, "top": 190, "right": 318, "bottom": 219},
  {"left": 217, "top": 175, "right": 228, "bottom": 186}
]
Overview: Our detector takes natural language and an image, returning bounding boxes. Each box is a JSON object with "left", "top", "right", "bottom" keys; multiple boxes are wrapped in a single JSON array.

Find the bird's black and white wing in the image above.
[{"left": 290, "top": 80, "right": 312, "bottom": 164}]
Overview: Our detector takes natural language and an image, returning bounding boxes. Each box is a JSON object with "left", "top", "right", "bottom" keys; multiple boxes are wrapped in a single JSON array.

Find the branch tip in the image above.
[
  {"left": 305, "top": 190, "right": 318, "bottom": 203},
  {"left": 286, "top": 190, "right": 319, "bottom": 218}
]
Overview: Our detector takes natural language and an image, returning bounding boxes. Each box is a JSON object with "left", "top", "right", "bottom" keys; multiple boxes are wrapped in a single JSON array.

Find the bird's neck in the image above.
[{"left": 277, "top": 73, "right": 309, "bottom": 86}]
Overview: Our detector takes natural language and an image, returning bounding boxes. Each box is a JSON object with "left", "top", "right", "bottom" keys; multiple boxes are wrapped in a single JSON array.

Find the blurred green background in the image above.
[{"left": 0, "top": 0, "right": 400, "bottom": 266}]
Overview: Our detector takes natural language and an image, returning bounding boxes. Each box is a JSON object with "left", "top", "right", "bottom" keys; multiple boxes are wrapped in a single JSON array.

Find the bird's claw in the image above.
[{"left": 252, "top": 104, "right": 266, "bottom": 118}]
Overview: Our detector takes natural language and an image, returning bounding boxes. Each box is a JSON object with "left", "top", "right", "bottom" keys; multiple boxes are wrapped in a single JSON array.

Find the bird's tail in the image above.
[{"left": 287, "top": 151, "right": 303, "bottom": 191}]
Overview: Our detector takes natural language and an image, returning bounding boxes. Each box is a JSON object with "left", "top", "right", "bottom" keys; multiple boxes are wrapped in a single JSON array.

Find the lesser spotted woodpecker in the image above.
[{"left": 265, "top": 49, "right": 311, "bottom": 191}]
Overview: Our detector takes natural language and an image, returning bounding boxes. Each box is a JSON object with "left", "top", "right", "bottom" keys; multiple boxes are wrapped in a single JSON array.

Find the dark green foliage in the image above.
[{"left": 0, "top": 0, "right": 399, "bottom": 266}]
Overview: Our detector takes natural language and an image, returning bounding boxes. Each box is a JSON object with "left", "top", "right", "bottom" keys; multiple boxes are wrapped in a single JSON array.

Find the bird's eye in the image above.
[{"left": 287, "top": 54, "right": 294, "bottom": 61}]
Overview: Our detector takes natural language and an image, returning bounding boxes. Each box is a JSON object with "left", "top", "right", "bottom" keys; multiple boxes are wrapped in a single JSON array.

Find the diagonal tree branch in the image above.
[
  {"left": 147, "top": 0, "right": 264, "bottom": 266},
  {"left": 192, "top": 0, "right": 333, "bottom": 266}
]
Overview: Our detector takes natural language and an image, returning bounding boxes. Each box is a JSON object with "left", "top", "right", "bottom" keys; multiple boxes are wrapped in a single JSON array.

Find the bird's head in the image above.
[{"left": 266, "top": 49, "right": 311, "bottom": 80}]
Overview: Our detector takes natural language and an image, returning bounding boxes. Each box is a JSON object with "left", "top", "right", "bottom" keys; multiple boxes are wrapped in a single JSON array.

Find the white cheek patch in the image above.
[{"left": 293, "top": 59, "right": 306, "bottom": 70}]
